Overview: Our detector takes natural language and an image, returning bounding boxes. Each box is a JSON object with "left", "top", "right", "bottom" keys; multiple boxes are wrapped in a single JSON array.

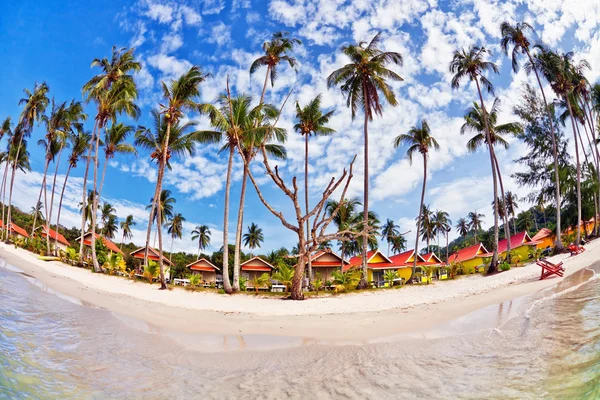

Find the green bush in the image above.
[
  {"left": 95, "top": 239, "right": 108, "bottom": 266},
  {"left": 500, "top": 262, "right": 511, "bottom": 271}
]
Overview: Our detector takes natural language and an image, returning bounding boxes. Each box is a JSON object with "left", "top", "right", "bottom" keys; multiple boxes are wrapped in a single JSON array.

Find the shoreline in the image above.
[{"left": 1, "top": 241, "right": 598, "bottom": 343}]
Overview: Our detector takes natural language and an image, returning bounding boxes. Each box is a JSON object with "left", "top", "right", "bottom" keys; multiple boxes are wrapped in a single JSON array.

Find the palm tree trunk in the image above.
[
  {"left": 526, "top": 49, "right": 563, "bottom": 250},
  {"left": 80, "top": 120, "right": 98, "bottom": 259},
  {"left": 6, "top": 161, "right": 18, "bottom": 242},
  {"left": 170, "top": 235, "right": 174, "bottom": 264},
  {"left": 155, "top": 120, "right": 172, "bottom": 290},
  {"left": 565, "top": 99, "right": 582, "bottom": 245},
  {"left": 412, "top": 155, "right": 427, "bottom": 283},
  {"left": 55, "top": 166, "right": 72, "bottom": 253},
  {"left": 359, "top": 100, "right": 369, "bottom": 289},
  {"left": 31, "top": 159, "right": 50, "bottom": 236},
  {"left": 475, "top": 78, "right": 499, "bottom": 272},
  {"left": 98, "top": 154, "right": 109, "bottom": 199},
  {"left": 156, "top": 191, "right": 166, "bottom": 289},
  {"left": 304, "top": 133, "right": 313, "bottom": 285},
  {"left": 259, "top": 66, "right": 270, "bottom": 105},
  {"left": 291, "top": 223, "right": 306, "bottom": 300},
  {"left": 0, "top": 160, "right": 9, "bottom": 237},
  {"left": 233, "top": 164, "right": 249, "bottom": 291},
  {"left": 144, "top": 161, "right": 162, "bottom": 271},
  {"left": 492, "top": 153, "right": 511, "bottom": 259},
  {"left": 90, "top": 125, "right": 103, "bottom": 273},
  {"left": 222, "top": 146, "right": 234, "bottom": 294},
  {"left": 47, "top": 148, "right": 63, "bottom": 255},
  {"left": 445, "top": 231, "right": 449, "bottom": 262}
]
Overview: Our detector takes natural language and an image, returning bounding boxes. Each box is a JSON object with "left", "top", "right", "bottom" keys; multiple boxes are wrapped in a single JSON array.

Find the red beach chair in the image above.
[
  {"left": 536, "top": 259, "right": 564, "bottom": 280},
  {"left": 568, "top": 244, "right": 585, "bottom": 256}
]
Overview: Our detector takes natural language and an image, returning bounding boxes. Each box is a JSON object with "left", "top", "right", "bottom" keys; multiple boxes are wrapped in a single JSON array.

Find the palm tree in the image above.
[
  {"left": 30, "top": 201, "right": 44, "bottom": 224},
  {"left": 82, "top": 46, "right": 140, "bottom": 272},
  {"left": 467, "top": 211, "right": 485, "bottom": 241},
  {"left": 294, "top": 94, "right": 335, "bottom": 281},
  {"left": 191, "top": 225, "right": 211, "bottom": 260},
  {"left": 250, "top": 31, "right": 302, "bottom": 103},
  {"left": 243, "top": 222, "right": 264, "bottom": 256},
  {"left": 100, "top": 203, "right": 116, "bottom": 235},
  {"left": 450, "top": 46, "right": 501, "bottom": 272},
  {"left": 381, "top": 219, "right": 400, "bottom": 256},
  {"left": 394, "top": 119, "right": 439, "bottom": 282},
  {"left": 456, "top": 217, "right": 469, "bottom": 238},
  {"left": 120, "top": 215, "right": 135, "bottom": 249},
  {"left": 505, "top": 191, "right": 519, "bottom": 235},
  {"left": 326, "top": 197, "right": 362, "bottom": 269},
  {"left": 55, "top": 131, "right": 90, "bottom": 251},
  {"left": 5, "top": 123, "right": 32, "bottom": 240},
  {"left": 432, "top": 210, "right": 451, "bottom": 260},
  {"left": 418, "top": 205, "right": 435, "bottom": 253},
  {"left": 328, "top": 32, "right": 403, "bottom": 288},
  {"left": 501, "top": 21, "right": 563, "bottom": 249},
  {"left": 146, "top": 189, "right": 176, "bottom": 247},
  {"left": 102, "top": 215, "right": 118, "bottom": 239},
  {"left": 79, "top": 190, "right": 96, "bottom": 233},
  {"left": 272, "top": 264, "right": 294, "bottom": 293},
  {"left": 143, "top": 66, "right": 207, "bottom": 289},
  {"left": 99, "top": 123, "right": 136, "bottom": 196},
  {"left": 166, "top": 213, "right": 185, "bottom": 262},
  {"left": 199, "top": 94, "right": 285, "bottom": 293},
  {"left": 390, "top": 235, "right": 407, "bottom": 254}
]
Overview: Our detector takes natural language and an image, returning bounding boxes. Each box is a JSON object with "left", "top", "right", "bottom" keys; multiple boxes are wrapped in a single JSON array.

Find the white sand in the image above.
[{"left": 1, "top": 240, "right": 597, "bottom": 341}]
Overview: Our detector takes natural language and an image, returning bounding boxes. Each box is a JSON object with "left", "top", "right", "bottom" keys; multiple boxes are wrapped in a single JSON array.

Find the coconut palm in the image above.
[
  {"left": 294, "top": 94, "right": 335, "bottom": 283},
  {"left": 505, "top": 191, "right": 519, "bottom": 235},
  {"left": 467, "top": 211, "right": 485, "bottom": 241},
  {"left": 79, "top": 190, "right": 96, "bottom": 232},
  {"left": 102, "top": 214, "right": 118, "bottom": 239},
  {"left": 390, "top": 235, "right": 407, "bottom": 254},
  {"left": 243, "top": 222, "right": 264, "bottom": 256},
  {"left": 432, "top": 210, "right": 451, "bottom": 260},
  {"left": 198, "top": 94, "right": 285, "bottom": 293},
  {"left": 100, "top": 202, "right": 116, "bottom": 229},
  {"left": 381, "top": 219, "right": 400, "bottom": 256},
  {"left": 142, "top": 66, "right": 207, "bottom": 289},
  {"left": 450, "top": 46, "right": 501, "bottom": 272},
  {"left": 98, "top": 123, "right": 136, "bottom": 196},
  {"left": 250, "top": 31, "right": 302, "bottom": 103},
  {"left": 456, "top": 217, "right": 469, "bottom": 238},
  {"left": 418, "top": 205, "right": 435, "bottom": 253},
  {"left": 119, "top": 215, "right": 135, "bottom": 249},
  {"left": 147, "top": 189, "right": 176, "bottom": 247},
  {"left": 327, "top": 32, "right": 403, "bottom": 288},
  {"left": 501, "top": 21, "right": 563, "bottom": 249},
  {"left": 326, "top": 197, "right": 362, "bottom": 268},
  {"left": 166, "top": 213, "right": 185, "bottom": 262},
  {"left": 272, "top": 264, "right": 294, "bottom": 293},
  {"left": 30, "top": 201, "right": 44, "bottom": 223},
  {"left": 82, "top": 46, "right": 141, "bottom": 272},
  {"left": 5, "top": 123, "right": 32, "bottom": 240},
  {"left": 191, "top": 225, "right": 211, "bottom": 260},
  {"left": 394, "top": 119, "right": 439, "bottom": 281},
  {"left": 383, "top": 269, "right": 399, "bottom": 287},
  {"left": 249, "top": 273, "right": 271, "bottom": 294}
]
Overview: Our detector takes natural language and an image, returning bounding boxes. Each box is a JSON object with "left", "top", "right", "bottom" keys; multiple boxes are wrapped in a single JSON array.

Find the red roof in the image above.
[
  {"left": 344, "top": 249, "right": 425, "bottom": 271},
  {"left": 240, "top": 256, "right": 275, "bottom": 271},
  {"left": 130, "top": 246, "right": 173, "bottom": 266},
  {"left": 39, "top": 226, "right": 70, "bottom": 246},
  {"left": 531, "top": 228, "right": 553, "bottom": 242},
  {"left": 494, "top": 231, "right": 540, "bottom": 254},
  {"left": 448, "top": 243, "right": 489, "bottom": 264},
  {"left": 76, "top": 232, "right": 123, "bottom": 254},
  {"left": 0, "top": 220, "right": 29, "bottom": 238},
  {"left": 186, "top": 258, "right": 220, "bottom": 271},
  {"left": 347, "top": 249, "right": 392, "bottom": 267},
  {"left": 421, "top": 252, "right": 443, "bottom": 264}
]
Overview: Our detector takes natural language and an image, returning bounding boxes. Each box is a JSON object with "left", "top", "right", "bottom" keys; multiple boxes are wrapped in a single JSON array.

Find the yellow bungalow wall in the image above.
[
  {"left": 499, "top": 245, "right": 534, "bottom": 262},
  {"left": 536, "top": 236, "right": 554, "bottom": 250},
  {"left": 370, "top": 253, "right": 387, "bottom": 263},
  {"left": 461, "top": 257, "right": 485, "bottom": 270}
]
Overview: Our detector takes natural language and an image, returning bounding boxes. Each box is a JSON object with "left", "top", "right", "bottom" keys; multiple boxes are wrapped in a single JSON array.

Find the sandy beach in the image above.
[{"left": 1, "top": 240, "right": 597, "bottom": 342}]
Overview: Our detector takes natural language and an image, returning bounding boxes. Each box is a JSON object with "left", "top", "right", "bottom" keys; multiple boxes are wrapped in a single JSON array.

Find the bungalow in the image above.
[
  {"left": 186, "top": 258, "right": 220, "bottom": 284},
  {"left": 75, "top": 232, "right": 123, "bottom": 259},
  {"left": 307, "top": 249, "right": 348, "bottom": 281},
  {"left": 241, "top": 256, "right": 276, "bottom": 281},
  {"left": 388, "top": 249, "right": 429, "bottom": 283},
  {"left": 493, "top": 231, "right": 540, "bottom": 261},
  {"left": 420, "top": 252, "right": 443, "bottom": 265},
  {"left": 448, "top": 243, "right": 490, "bottom": 270},
  {"left": 130, "top": 246, "right": 173, "bottom": 280},
  {"left": 38, "top": 226, "right": 70, "bottom": 252},
  {"left": 0, "top": 220, "right": 29, "bottom": 240},
  {"left": 531, "top": 228, "right": 555, "bottom": 250},
  {"left": 345, "top": 249, "right": 422, "bottom": 285}
]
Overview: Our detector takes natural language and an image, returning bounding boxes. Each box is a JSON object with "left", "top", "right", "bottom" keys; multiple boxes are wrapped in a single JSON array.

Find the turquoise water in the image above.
[{"left": 1, "top": 260, "right": 599, "bottom": 399}]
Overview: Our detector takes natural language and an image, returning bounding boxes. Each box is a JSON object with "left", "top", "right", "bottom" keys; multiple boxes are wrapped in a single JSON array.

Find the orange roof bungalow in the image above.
[
  {"left": 448, "top": 243, "right": 490, "bottom": 270},
  {"left": 130, "top": 246, "right": 173, "bottom": 278},
  {"left": 186, "top": 258, "right": 220, "bottom": 284},
  {"left": 531, "top": 228, "right": 555, "bottom": 250},
  {"left": 241, "top": 256, "right": 276, "bottom": 281},
  {"left": 307, "top": 250, "right": 349, "bottom": 281},
  {"left": 38, "top": 226, "right": 70, "bottom": 251},
  {"left": 76, "top": 232, "right": 123, "bottom": 258},
  {"left": 0, "top": 220, "right": 29, "bottom": 240},
  {"left": 388, "top": 249, "right": 430, "bottom": 283}
]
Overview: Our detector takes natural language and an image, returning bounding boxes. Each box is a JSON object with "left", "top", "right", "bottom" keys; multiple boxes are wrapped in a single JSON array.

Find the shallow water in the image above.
[{"left": 1, "top": 260, "right": 599, "bottom": 399}]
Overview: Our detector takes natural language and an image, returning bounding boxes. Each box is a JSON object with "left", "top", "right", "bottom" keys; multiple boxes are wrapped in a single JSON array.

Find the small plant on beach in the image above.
[
  {"left": 500, "top": 262, "right": 511, "bottom": 271},
  {"left": 312, "top": 272, "right": 323, "bottom": 295},
  {"left": 250, "top": 273, "right": 271, "bottom": 294},
  {"left": 94, "top": 239, "right": 108, "bottom": 268},
  {"left": 272, "top": 264, "right": 294, "bottom": 293},
  {"left": 143, "top": 260, "right": 159, "bottom": 283},
  {"left": 383, "top": 270, "right": 399, "bottom": 287},
  {"left": 529, "top": 248, "right": 543, "bottom": 261},
  {"left": 239, "top": 276, "right": 248, "bottom": 291},
  {"left": 103, "top": 253, "right": 126, "bottom": 275},
  {"left": 448, "top": 261, "right": 463, "bottom": 279},
  {"left": 188, "top": 273, "right": 201, "bottom": 288},
  {"left": 332, "top": 268, "right": 361, "bottom": 292},
  {"left": 508, "top": 250, "right": 521, "bottom": 267},
  {"left": 65, "top": 247, "right": 78, "bottom": 265}
]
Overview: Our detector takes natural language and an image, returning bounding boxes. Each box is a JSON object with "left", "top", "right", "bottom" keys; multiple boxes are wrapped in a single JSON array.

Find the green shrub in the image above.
[{"left": 500, "top": 262, "right": 511, "bottom": 271}]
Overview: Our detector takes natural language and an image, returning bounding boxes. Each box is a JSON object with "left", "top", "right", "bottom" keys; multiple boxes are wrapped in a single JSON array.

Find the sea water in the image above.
[{"left": 1, "top": 260, "right": 599, "bottom": 399}]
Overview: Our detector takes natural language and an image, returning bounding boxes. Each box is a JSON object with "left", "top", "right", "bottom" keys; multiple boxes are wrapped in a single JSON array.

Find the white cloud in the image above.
[
  {"left": 206, "top": 22, "right": 232, "bottom": 47},
  {"left": 144, "top": 3, "right": 174, "bottom": 23},
  {"left": 147, "top": 53, "right": 192, "bottom": 79}
]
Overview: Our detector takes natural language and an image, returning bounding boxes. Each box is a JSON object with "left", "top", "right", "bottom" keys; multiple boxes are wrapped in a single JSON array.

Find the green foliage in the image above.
[
  {"left": 249, "top": 273, "right": 271, "bottom": 293},
  {"left": 312, "top": 272, "right": 323, "bottom": 295},
  {"left": 508, "top": 250, "right": 522, "bottom": 267},
  {"left": 143, "top": 260, "right": 159, "bottom": 283},
  {"left": 500, "top": 262, "right": 511, "bottom": 271},
  {"left": 65, "top": 247, "right": 78, "bottom": 263},
  {"left": 529, "top": 248, "right": 543, "bottom": 261},
  {"left": 272, "top": 264, "right": 294, "bottom": 292},
  {"left": 383, "top": 269, "right": 399, "bottom": 287},
  {"left": 188, "top": 273, "right": 201, "bottom": 287},
  {"left": 239, "top": 276, "right": 248, "bottom": 291},
  {"left": 95, "top": 239, "right": 108, "bottom": 266},
  {"left": 332, "top": 268, "right": 361, "bottom": 292},
  {"left": 103, "top": 253, "right": 126, "bottom": 275}
]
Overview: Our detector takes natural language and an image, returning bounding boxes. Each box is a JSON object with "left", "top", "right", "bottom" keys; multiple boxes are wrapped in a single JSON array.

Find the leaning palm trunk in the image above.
[
  {"left": 565, "top": 99, "right": 582, "bottom": 245},
  {"left": 6, "top": 162, "right": 18, "bottom": 241},
  {"left": 47, "top": 149, "right": 63, "bottom": 255},
  {"left": 492, "top": 154, "right": 511, "bottom": 259},
  {"left": 55, "top": 165, "right": 72, "bottom": 254},
  {"left": 31, "top": 160, "right": 50, "bottom": 237},
  {"left": 143, "top": 178, "right": 159, "bottom": 270},
  {"left": 304, "top": 133, "right": 312, "bottom": 285},
  {"left": 359, "top": 97, "right": 370, "bottom": 289},
  {"left": 0, "top": 160, "right": 9, "bottom": 237},
  {"left": 526, "top": 50, "right": 563, "bottom": 250},
  {"left": 155, "top": 120, "right": 172, "bottom": 290},
  {"left": 233, "top": 164, "right": 249, "bottom": 291},
  {"left": 80, "top": 121, "right": 98, "bottom": 259},
  {"left": 221, "top": 147, "right": 234, "bottom": 294},
  {"left": 475, "top": 78, "right": 499, "bottom": 272},
  {"left": 412, "top": 155, "right": 427, "bottom": 283},
  {"left": 89, "top": 125, "right": 103, "bottom": 273}
]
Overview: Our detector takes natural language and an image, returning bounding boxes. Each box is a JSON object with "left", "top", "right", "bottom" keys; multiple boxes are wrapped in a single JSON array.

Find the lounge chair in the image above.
[
  {"left": 536, "top": 259, "right": 564, "bottom": 280},
  {"left": 568, "top": 244, "right": 585, "bottom": 256}
]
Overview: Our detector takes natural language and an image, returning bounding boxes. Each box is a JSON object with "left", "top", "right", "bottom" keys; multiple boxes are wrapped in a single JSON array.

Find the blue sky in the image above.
[{"left": 1, "top": 0, "right": 599, "bottom": 254}]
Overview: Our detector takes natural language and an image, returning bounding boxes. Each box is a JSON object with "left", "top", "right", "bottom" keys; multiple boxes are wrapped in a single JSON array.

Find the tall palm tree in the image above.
[
  {"left": 166, "top": 213, "right": 185, "bottom": 262},
  {"left": 120, "top": 215, "right": 135, "bottom": 250},
  {"left": 456, "top": 217, "right": 469, "bottom": 238},
  {"left": 191, "top": 225, "right": 211, "bottom": 260},
  {"left": 450, "top": 46, "right": 501, "bottom": 272},
  {"left": 30, "top": 201, "right": 44, "bottom": 224},
  {"left": 79, "top": 190, "right": 96, "bottom": 233},
  {"left": 326, "top": 197, "right": 362, "bottom": 269},
  {"left": 328, "top": 32, "right": 403, "bottom": 288},
  {"left": 99, "top": 123, "right": 136, "bottom": 196},
  {"left": 417, "top": 205, "right": 435, "bottom": 252},
  {"left": 82, "top": 46, "right": 140, "bottom": 272},
  {"left": 199, "top": 94, "right": 285, "bottom": 293},
  {"left": 294, "top": 94, "right": 335, "bottom": 281},
  {"left": 55, "top": 131, "right": 90, "bottom": 252},
  {"left": 100, "top": 202, "right": 116, "bottom": 230},
  {"left": 394, "top": 119, "right": 439, "bottom": 281},
  {"left": 505, "top": 191, "right": 519, "bottom": 235},
  {"left": 102, "top": 215, "right": 118, "bottom": 239},
  {"left": 468, "top": 211, "right": 485, "bottom": 241},
  {"left": 243, "top": 222, "right": 264, "bottom": 256},
  {"left": 390, "top": 234, "right": 407, "bottom": 254},
  {"left": 146, "top": 189, "right": 176, "bottom": 246},
  {"left": 501, "top": 21, "right": 563, "bottom": 249},
  {"left": 5, "top": 123, "right": 32, "bottom": 239},
  {"left": 432, "top": 210, "right": 451, "bottom": 260},
  {"left": 381, "top": 218, "right": 400, "bottom": 256},
  {"left": 250, "top": 31, "right": 302, "bottom": 104},
  {"left": 143, "top": 66, "right": 207, "bottom": 289},
  {"left": 537, "top": 50, "right": 589, "bottom": 245}
]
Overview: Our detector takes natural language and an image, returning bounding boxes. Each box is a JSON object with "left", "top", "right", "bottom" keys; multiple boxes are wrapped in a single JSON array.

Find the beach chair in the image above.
[
  {"left": 536, "top": 259, "right": 564, "bottom": 280},
  {"left": 568, "top": 244, "right": 585, "bottom": 256}
]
